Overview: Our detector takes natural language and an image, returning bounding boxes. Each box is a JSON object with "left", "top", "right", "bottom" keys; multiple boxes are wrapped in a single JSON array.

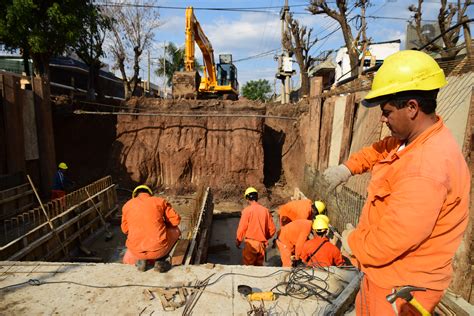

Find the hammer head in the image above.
[{"left": 386, "top": 286, "right": 427, "bottom": 303}]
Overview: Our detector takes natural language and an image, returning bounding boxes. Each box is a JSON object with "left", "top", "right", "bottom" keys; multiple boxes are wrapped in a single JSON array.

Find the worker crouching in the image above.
[
  {"left": 301, "top": 216, "right": 344, "bottom": 267},
  {"left": 276, "top": 219, "right": 312, "bottom": 267},
  {"left": 236, "top": 187, "right": 276, "bottom": 266},
  {"left": 121, "top": 185, "right": 181, "bottom": 272}
]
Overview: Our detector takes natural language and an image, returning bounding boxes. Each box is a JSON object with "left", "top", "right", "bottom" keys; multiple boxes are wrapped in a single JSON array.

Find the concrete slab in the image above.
[{"left": 0, "top": 261, "right": 358, "bottom": 315}]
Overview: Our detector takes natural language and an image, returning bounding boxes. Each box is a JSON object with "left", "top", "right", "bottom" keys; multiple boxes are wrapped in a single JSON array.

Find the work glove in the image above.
[
  {"left": 236, "top": 240, "right": 241, "bottom": 249},
  {"left": 322, "top": 164, "right": 352, "bottom": 192},
  {"left": 341, "top": 223, "right": 355, "bottom": 257}
]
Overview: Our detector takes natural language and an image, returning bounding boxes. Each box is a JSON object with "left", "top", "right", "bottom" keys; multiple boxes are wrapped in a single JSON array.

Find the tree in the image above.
[
  {"left": 409, "top": 0, "right": 472, "bottom": 59},
  {"left": 308, "top": 0, "right": 370, "bottom": 77},
  {"left": 102, "top": 0, "right": 160, "bottom": 99},
  {"left": 74, "top": 4, "right": 111, "bottom": 100},
  {"left": 283, "top": 13, "right": 317, "bottom": 97},
  {"left": 0, "top": 0, "right": 94, "bottom": 79},
  {"left": 154, "top": 42, "right": 200, "bottom": 87},
  {"left": 242, "top": 79, "right": 272, "bottom": 101}
]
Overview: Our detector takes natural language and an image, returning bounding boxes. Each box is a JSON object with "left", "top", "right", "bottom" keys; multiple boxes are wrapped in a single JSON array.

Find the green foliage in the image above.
[
  {"left": 0, "top": 0, "right": 95, "bottom": 76},
  {"left": 242, "top": 79, "right": 272, "bottom": 101},
  {"left": 155, "top": 42, "right": 200, "bottom": 87}
]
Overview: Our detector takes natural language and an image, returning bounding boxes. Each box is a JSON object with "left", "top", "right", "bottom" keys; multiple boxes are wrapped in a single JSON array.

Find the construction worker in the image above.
[
  {"left": 51, "top": 162, "right": 73, "bottom": 199},
  {"left": 323, "top": 50, "right": 470, "bottom": 315},
  {"left": 236, "top": 187, "right": 276, "bottom": 266},
  {"left": 121, "top": 185, "right": 181, "bottom": 272},
  {"left": 276, "top": 219, "right": 312, "bottom": 267},
  {"left": 301, "top": 217, "right": 344, "bottom": 267},
  {"left": 278, "top": 199, "right": 326, "bottom": 227}
]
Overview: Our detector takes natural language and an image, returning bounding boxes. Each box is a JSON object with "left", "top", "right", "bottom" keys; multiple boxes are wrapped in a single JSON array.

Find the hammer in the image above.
[{"left": 386, "top": 286, "right": 431, "bottom": 316}]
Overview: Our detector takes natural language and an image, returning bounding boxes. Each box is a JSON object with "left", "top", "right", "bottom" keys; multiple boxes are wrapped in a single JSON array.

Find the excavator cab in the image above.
[{"left": 217, "top": 54, "right": 239, "bottom": 92}]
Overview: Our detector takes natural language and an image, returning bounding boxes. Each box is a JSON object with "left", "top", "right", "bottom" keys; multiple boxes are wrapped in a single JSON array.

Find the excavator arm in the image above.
[{"left": 184, "top": 6, "right": 217, "bottom": 89}]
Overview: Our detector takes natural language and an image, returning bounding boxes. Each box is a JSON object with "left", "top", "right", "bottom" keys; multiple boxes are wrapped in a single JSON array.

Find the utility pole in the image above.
[
  {"left": 277, "top": 0, "right": 294, "bottom": 104},
  {"left": 163, "top": 41, "right": 166, "bottom": 97},
  {"left": 147, "top": 50, "right": 150, "bottom": 95}
]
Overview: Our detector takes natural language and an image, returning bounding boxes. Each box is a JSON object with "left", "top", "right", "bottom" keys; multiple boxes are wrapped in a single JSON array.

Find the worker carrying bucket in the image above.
[{"left": 323, "top": 50, "right": 470, "bottom": 315}]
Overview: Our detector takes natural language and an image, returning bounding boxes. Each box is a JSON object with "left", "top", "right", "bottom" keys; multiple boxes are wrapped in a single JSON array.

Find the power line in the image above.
[{"left": 95, "top": 2, "right": 309, "bottom": 13}]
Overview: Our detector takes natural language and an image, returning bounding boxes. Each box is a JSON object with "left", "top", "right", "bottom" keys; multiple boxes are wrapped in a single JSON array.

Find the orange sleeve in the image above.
[
  {"left": 267, "top": 211, "right": 276, "bottom": 239},
  {"left": 162, "top": 199, "right": 181, "bottom": 227},
  {"left": 345, "top": 137, "right": 400, "bottom": 174},
  {"left": 349, "top": 176, "right": 447, "bottom": 266},
  {"left": 295, "top": 225, "right": 311, "bottom": 260},
  {"left": 300, "top": 241, "right": 311, "bottom": 263},
  {"left": 331, "top": 245, "right": 345, "bottom": 266},
  {"left": 121, "top": 204, "right": 129, "bottom": 234},
  {"left": 236, "top": 208, "right": 250, "bottom": 243}
]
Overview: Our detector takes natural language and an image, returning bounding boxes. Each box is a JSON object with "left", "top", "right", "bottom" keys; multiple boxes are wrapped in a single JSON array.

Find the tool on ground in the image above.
[
  {"left": 237, "top": 285, "right": 276, "bottom": 301},
  {"left": 153, "top": 288, "right": 189, "bottom": 311},
  {"left": 386, "top": 285, "right": 431, "bottom": 316},
  {"left": 85, "top": 188, "right": 113, "bottom": 241},
  {"left": 27, "top": 174, "right": 69, "bottom": 259}
]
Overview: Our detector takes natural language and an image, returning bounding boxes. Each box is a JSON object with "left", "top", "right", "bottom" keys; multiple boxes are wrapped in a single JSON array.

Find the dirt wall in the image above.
[{"left": 109, "top": 98, "right": 266, "bottom": 196}]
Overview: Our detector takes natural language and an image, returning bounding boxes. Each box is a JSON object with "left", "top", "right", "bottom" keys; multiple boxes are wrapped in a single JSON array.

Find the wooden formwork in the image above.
[{"left": 0, "top": 176, "right": 117, "bottom": 261}]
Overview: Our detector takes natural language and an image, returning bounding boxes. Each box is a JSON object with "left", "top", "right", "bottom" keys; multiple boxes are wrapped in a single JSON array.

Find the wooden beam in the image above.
[
  {"left": 171, "top": 239, "right": 190, "bottom": 266},
  {"left": 325, "top": 271, "right": 363, "bottom": 316}
]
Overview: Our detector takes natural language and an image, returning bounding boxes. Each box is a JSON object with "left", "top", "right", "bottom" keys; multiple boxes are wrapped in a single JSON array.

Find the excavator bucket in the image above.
[{"left": 172, "top": 71, "right": 201, "bottom": 99}]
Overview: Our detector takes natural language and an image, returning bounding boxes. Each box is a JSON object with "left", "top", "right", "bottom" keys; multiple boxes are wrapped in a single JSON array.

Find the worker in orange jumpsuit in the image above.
[
  {"left": 121, "top": 185, "right": 181, "bottom": 272},
  {"left": 323, "top": 50, "right": 470, "bottom": 315},
  {"left": 236, "top": 187, "right": 276, "bottom": 266},
  {"left": 276, "top": 219, "right": 312, "bottom": 267},
  {"left": 301, "top": 217, "right": 344, "bottom": 267},
  {"left": 278, "top": 199, "right": 326, "bottom": 227}
]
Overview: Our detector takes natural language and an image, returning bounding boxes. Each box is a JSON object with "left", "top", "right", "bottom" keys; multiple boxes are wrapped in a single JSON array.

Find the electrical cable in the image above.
[
  {"left": 0, "top": 269, "right": 287, "bottom": 292},
  {"left": 270, "top": 267, "right": 336, "bottom": 303}
]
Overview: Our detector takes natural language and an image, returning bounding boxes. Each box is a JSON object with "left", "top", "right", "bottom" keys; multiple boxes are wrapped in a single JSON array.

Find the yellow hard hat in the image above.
[
  {"left": 363, "top": 50, "right": 446, "bottom": 107},
  {"left": 58, "top": 162, "right": 68, "bottom": 170},
  {"left": 312, "top": 217, "right": 329, "bottom": 231},
  {"left": 132, "top": 185, "right": 153, "bottom": 198},
  {"left": 244, "top": 187, "right": 258, "bottom": 198},
  {"left": 314, "top": 214, "right": 330, "bottom": 225},
  {"left": 314, "top": 200, "right": 326, "bottom": 214}
]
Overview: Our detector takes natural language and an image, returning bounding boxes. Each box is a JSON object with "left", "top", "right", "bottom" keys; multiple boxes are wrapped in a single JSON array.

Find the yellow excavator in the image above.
[{"left": 172, "top": 6, "right": 239, "bottom": 100}]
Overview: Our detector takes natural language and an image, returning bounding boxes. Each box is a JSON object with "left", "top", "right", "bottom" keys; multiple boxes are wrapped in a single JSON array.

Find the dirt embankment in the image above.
[{"left": 109, "top": 98, "right": 267, "bottom": 198}]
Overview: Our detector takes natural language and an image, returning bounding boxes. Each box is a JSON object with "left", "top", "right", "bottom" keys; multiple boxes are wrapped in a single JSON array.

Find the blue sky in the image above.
[{"left": 144, "top": 0, "right": 472, "bottom": 92}]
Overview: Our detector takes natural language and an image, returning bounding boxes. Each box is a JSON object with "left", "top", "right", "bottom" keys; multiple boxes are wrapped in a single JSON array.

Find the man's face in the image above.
[{"left": 380, "top": 102, "right": 412, "bottom": 140}]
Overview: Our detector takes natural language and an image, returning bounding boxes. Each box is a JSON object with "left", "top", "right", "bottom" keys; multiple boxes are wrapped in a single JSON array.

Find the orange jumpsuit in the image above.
[
  {"left": 344, "top": 117, "right": 470, "bottom": 315},
  {"left": 301, "top": 236, "right": 344, "bottom": 267},
  {"left": 121, "top": 193, "right": 181, "bottom": 265},
  {"left": 276, "top": 219, "right": 312, "bottom": 267},
  {"left": 236, "top": 201, "right": 276, "bottom": 266},
  {"left": 278, "top": 199, "right": 312, "bottom": 226}
]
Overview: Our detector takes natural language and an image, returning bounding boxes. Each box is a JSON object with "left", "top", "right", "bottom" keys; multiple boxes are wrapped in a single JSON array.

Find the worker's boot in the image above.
[
  {"left": 135, "top": 259, "right": 146, "bottom": 272},
  {"left": 154, "top": 258, "right": 171, "bottom": 273}
]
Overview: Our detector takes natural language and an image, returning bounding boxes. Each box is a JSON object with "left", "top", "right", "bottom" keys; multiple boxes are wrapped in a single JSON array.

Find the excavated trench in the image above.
[{"left": 1, "top": 98, "right": 305, "bottom": 265}]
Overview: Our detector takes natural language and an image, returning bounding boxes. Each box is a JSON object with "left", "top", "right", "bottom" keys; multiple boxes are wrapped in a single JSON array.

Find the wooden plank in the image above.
[
  {"left": 307, "top": 77, "right": 323, "bottom": 169},
  {"left": 339, "top": 94, "right": 356, "bottom": 164},
  {"left": 33, "top": 77, "right": 56, "bottom": 196},
  {"left": 0, "top": 189, "right": 33, "bottom": 204},
  {"left": 171, "top": 239, "right": 190, "bottom": 266},
  {"left": 2, "top": 74, "right": 26, "bottom": 173},
  {"left": 318, "top": 97, "right": 336, "bottom": 171},
  {"left": 325, "top": 271, "right": 363, "bottom": 316}
]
